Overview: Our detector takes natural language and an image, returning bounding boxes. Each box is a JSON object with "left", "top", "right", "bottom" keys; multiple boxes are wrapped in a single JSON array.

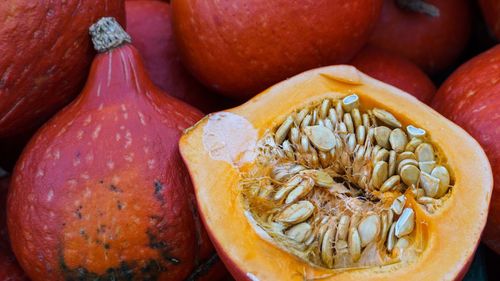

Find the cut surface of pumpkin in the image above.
[{"left": 180, "top": 65, "right": 492, "bottom": 281}]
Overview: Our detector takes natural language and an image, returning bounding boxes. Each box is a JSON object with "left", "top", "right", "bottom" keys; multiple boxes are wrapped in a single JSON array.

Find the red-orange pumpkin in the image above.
[
  {"left": 8, "top": 18, "right": 226, "bottom": 281},
  {"left": 0, "top": 0, "right": 125, "bottom": 137},
  {"left": 171, "top": 0, "right": 382, "bottom": 99},
  {"left": 432, "top": 44, "right": 500, "bottom": 254}
]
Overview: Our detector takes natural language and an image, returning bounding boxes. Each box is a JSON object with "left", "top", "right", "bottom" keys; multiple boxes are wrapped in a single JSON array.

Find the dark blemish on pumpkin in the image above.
[
  {"left": 153, "top": 180, "right": 165, "bottom": 203},
  {"left": 75, "top": 205, "right": 83, "bottom": 219},
  {"left": 104, "top": 243, "right": 111, "bottom": 250},
  {"left": 185, "top": 253, "right": 221, "bottom": 281},
  {"left": 79, "top": 229, "right": 89, "bottom": 240},
  {"left": 60, "top": 256, "right": 167, "bottom": 281},
  {"left": 147, "top": 229, "right": 180, "bottom": 265},
  {"left": 117, "top": 200, "right": 123, "bottom": 210},
  {"left": 108, "top": 184, "right": 123, "bottom": 193},
  {"left": 99, "top": 180, "right": 104, "bottom": 184},
  {"left": 94, "top": 239, "right": 102, "bottom": 245},
  {"left": 97, "top": 224, "right": 107, "bottom": 234}
]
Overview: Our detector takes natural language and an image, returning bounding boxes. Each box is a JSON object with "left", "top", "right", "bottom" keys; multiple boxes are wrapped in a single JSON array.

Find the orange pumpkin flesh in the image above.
[{"left": 180, "top": 66, "right": 492, "bottom": 280}]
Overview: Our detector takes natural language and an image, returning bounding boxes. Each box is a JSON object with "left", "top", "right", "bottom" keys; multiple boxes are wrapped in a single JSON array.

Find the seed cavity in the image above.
[{"left": 241, "top": 95, "right": 453, "bottom": 269}]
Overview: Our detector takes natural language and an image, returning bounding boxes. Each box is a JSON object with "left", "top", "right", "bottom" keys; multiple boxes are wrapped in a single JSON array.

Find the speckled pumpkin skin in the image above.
[
  {"left": 0, "top": 0, "right": 125, "bottom": 137},
  {"left": 8, "top": 42, "right": 216, "bottom": 280}
]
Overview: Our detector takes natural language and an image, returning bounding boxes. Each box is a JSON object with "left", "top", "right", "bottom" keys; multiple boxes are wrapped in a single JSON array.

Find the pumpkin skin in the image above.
[
  {"left": 350, "top": 45, "right": 435, "bottom": 103},
  {"left": 171, "top": 0, "right": 382, "bottom": 99},
  {"left": 432, "top": 45, "right": 500, "bottom": 255},
  {"left": 125, "top": 0, "right": 235, "bottom": 113},
  {"left": 8, "top": 19, "right": 224, "bottom": 281},
  {"left": 179, "top": 65, "right": 492, "bottom": 281},
  {"left": 479, "top": 0, "right": 500, "bottom": 40},
  {"left": 0, "top": 177, "right": 29, "bottom": 281},
  {"left": 0, "top": 0, "right": 125, "bottom": 137},
  {"left": 369, "top": 0, "right": 471, "bottom": 74}
]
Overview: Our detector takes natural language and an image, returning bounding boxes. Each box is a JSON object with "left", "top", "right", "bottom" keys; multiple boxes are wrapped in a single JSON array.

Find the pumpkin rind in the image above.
[{"left": 180, "top": 65, "right": 492, "bottom": 281}]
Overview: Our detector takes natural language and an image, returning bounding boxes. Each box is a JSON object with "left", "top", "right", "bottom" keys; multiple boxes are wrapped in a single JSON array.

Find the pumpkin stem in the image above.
[
  {"left": 396, "top": 0, "right": 440, "bottom": 17},
  {"left": 89, "top": 17, "right": 131, "bottom": 53}
]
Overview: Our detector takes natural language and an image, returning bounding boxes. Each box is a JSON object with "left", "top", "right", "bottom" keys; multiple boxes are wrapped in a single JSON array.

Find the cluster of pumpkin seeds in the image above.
[{"left": 241, "top": 94, "right": 453, "bottom": 269}]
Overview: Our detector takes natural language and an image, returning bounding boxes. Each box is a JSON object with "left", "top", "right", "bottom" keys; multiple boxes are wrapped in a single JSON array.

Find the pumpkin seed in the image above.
[
  {"left": 282, "top": 140, "right": 295, "bottom": 160},
  {"left": 371, "top": 161, "right": 388, "bottom": 189},
  {"left": 304, "top": 125, "right": 336, "bottom": 151},
  {"left": 274, "top": 176, "right": 302, "bottom": 200},
  {"left": 296, "top": 108, "right": 309, "bottom": 124},
  {"left": 395, "top": 208, "right": 415, "bottom": 238},
  {"left": 405, "top": 137, "right": 423, "bottom": 152},
  {"left": 394, "top": 237, "right": 410, "bottom": 256},
  {"left": 285, "top": 178, "right": 314, "bottom": 204},
  {"left": 380, "top": 175, "right": 400, "bottom": 192},
  {"left": 420, "top": 172, "right": 440, "bottom": 198},
  {"left": 389, "top": 128, "right": 408, "bottom": 152},
  {"left": 342, "top": 94, "right": 359, "bottom": 112},
  {"left": 286, "top": 222, "right": 312, "bottom": 243},
  {"left": 356, "top": 125, "right": 366, "bottom": 145},
  {"left": 344, "top": 113, "right": 354, "bottom": 134},
  {"left": 386, "top": 223, "right": 397, "bottom": 252},
  {"left": 336, "top": 215, "right": 350, "bottom": 241},
  {"left": 419, "top": 161, "right": 436, "bottom": 174},
  {"left": 300, "top": 169, "right": 334, "bottom": 188},
  {"left": 398, "top": 158, "right": 419, "bottom": 174},
  {"left": 347, "top": 133, "right": 356, "bottom": 152},
  {"left": 328, "top": 108, "right": 338, "bottom": 124},
  {"left": 320, "top": 99, "right": 331, "bottom": 118},
  {"left": 388, "top": 150, "right": 397, "bottom": 176},
  {"left": 432, "top": 165, "right": 450, "bottom": 198},
  {"left": 415, "top": 143, "right": 435, "bottom": 162},
  {"left": 321, "top": 225, "right": 335, "bottom": 268},
  {"left": 374, "top": 148, "right": 390, "bottom": 163},
  {"left": 372, "top": 108, "right": 402, "bottom": 128},
  {"left": 397, "top": 151, "right": 417, "bottom": 163},
  {"left": 275, "top": 116, "right": 294, "bottom": 144},
  {"left": 362, "top": 113, "right": 371, "bottom": 128},
  {"left": 380, "top": 211, "right": 390, "bottom": 242},
  {"left": 407, "top": 125, "right": 426, "bottom": 138},
  {"left": 348, "top": 227, "right": 362, "bottom": 261},
  {"left": 324, "top": 118, "right": 334, "bottom": 131},
  {"left": 336, "top": 101, "right": 344, "bottom": 121},
  {"left": 301, "top": 114, "right": 312, "bottom": 129},
  {"left": 374, "top": 126, "right": 392, "bottom": 149},
  {"left": 290, "top": 127, "right": 300, "bottom": 145},
  {"left": 400, "top": 165, "right": 420, "bottom": 187},
  {"left": 352, "top": 108, "right": 362, "bottom": 128},
  {"left": 391, "top": 195, "right": 406, "bottom": 215},
  {"left": 357, "top": 214, "right": 380, "bottom": 247},
  {"left": 276, "top": 201, "right": 315, "bottom": 224},
  {"left": 336, "top": 122, "right": 348, "bottom": 135}
]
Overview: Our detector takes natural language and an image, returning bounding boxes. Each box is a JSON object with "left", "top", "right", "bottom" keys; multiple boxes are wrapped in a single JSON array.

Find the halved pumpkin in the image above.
[{"left": 179, "top": 65, "right": 492, "bottom": 281}]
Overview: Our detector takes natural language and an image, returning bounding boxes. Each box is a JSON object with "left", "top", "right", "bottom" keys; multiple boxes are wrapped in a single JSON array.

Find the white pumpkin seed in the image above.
[
  {"left": 374, "top": 126, "right": 392, "bottom": 149},
  {"left": 372, "top": 108, "right": 402, "bottom": 128},
  {"left": 275, "top": 116, "right": 294, "bottom": 144},
  {"left": 432, "top": 165, "right": 450, "bottom": 198},
  {"left": 371, "top": 161, "right": 389, "bottom": 189},
  {"left": 342, "top": 94, "right": 359, "bottom": 112},
  {"left": 348, "top": 227, "right": 362, "bottom": 261},
  {"left": 380, "top": 175, "right": 400, "bottom": 192},
  {"left": 395, "top": 208, "right": 415, "bottom": 238},
  {"left": 420, "top": 172, "right": 440, "bottom": 198},
  {"left": 389, "top": 128, "right": 408, "bottom": 152},
  {"left": 400, "top": 165, "right": 420, "bottom": 187},
  {"left": 286, "top": 222, "right": 312, "bottom": 243},
  {"left": 391, "top": 195, "right": 406, "bottom": 215},
  {"left": 415, "top": 143, "right": 435, "bottom": 162},
  {"left": 406, "top": 125, "right": 426, "bottom": 138},
  {"left": 357, "top": 214, "right": 380, "bottom": 247},
  {"left": 276, "top": 201, "right": 315, "bottom": 224}
]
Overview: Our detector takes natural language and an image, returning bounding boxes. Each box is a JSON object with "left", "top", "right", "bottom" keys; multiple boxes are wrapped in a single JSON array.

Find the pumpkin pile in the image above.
[{"left": 0, "top": 0, "right": 498, "bottom": 281}]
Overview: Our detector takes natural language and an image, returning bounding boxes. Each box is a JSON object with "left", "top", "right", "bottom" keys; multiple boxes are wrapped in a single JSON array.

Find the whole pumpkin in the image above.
[
  {"left": 171, "top": 0, "right": 382, "bottom": 99},
  {"left": 0, "top": 0, "right": 125, "bottom": 137},
  {"left": 350, "top": 45, "right": 436, "bottom": 103},
  {"left": 8, "top": 18, "right": 225, "bottom": 281},
  {"left": 125, "top": 0, "right": 235, "bottom": 113},
  {"left": 369, "top": 0, "right": 471, "bottom": 74},
  {"left": 432, "top": 44, "right": 500, "bottom": 254}
]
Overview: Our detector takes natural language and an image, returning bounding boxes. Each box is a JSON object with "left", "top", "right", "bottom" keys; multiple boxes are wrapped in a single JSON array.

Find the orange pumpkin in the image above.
[
  {"left": 8, "top": 18, "right": 226, "bottom": 281},
  {"left": 180, "top": 65, "right": 492, "bottom": 280}
]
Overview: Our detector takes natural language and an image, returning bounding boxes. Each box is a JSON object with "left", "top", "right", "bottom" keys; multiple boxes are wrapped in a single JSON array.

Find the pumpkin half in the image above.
[{"left": 179, "top": 65, "right": 492, "bottom": 281}]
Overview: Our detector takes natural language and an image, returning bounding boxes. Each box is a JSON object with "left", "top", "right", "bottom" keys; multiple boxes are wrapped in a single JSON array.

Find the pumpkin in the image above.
[
  {"left": 369, "top": 0, "right": 471, "bottom": 74},
  {"left": 0, "top": 176, "right": 28, "bottom": 281},
  {"left": 350, "top": 45, "right": 435, "bottom": 103},
  {"left": 8, "top": 18, "right": 226, "bottom": 281},
  {"left": 171, "top": 0, "right": 382, "bottom": 99},
  {"left": 179, "top": 65, "right": 492, "bottom": 280},
  {"left": 479, "top": 0, "right": 500, "bottom": 40},
  {"left": 125, "top": 0, "right": 235, "bottom": 113},
  {"left": 432, "top": 44, "right": 500, "bottom": 254},
  {"left": 0, "top": 0, "right": 125, "bottom": 137}
]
